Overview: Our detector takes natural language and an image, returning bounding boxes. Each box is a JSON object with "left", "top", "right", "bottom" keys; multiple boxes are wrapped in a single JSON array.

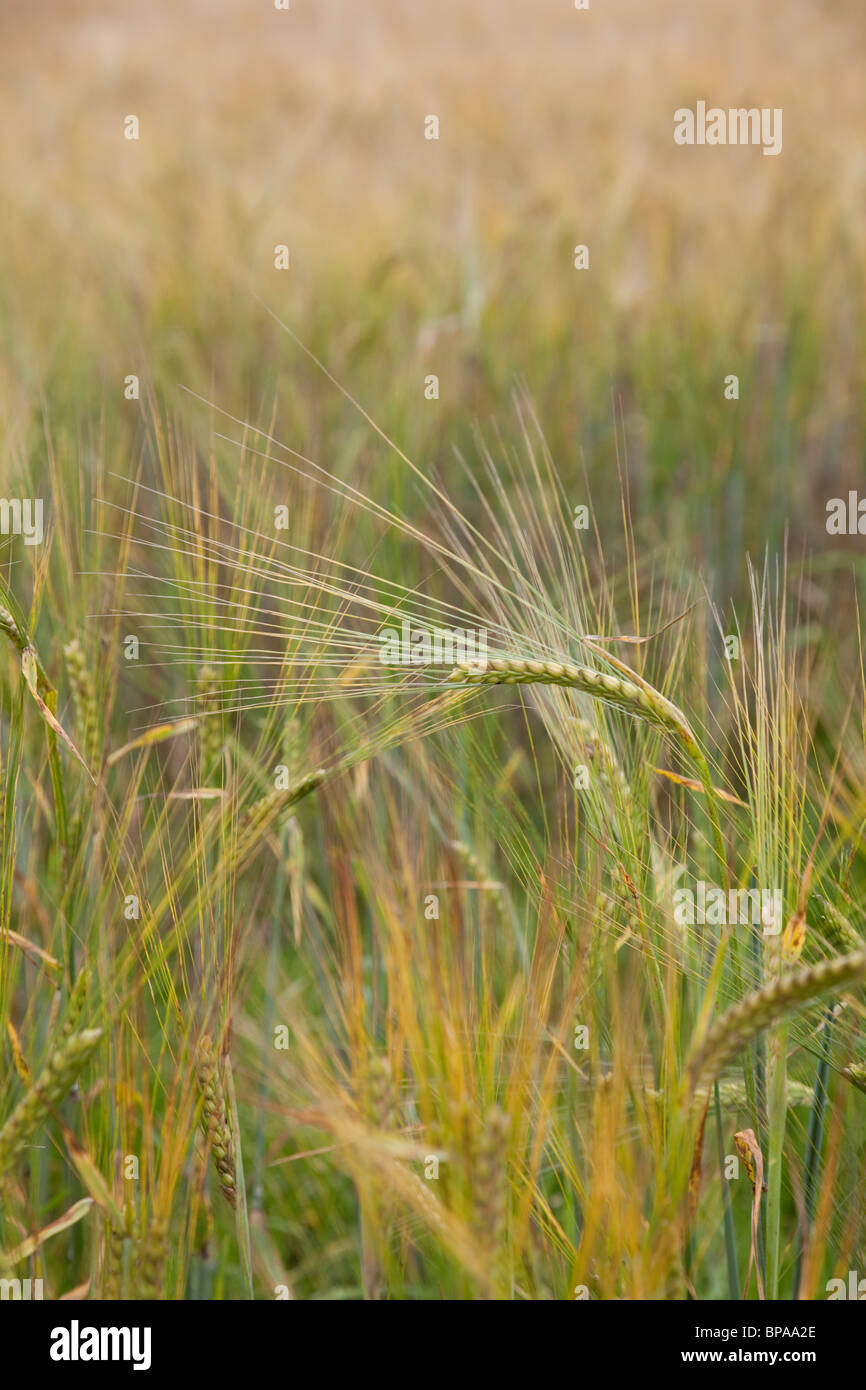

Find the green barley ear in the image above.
[
  {"left": 102, "top": 1202, "right": 135, "bottom": 1299},
  {"left": 448, "top": 839, "right": 507, "bottom": 930},
  {"left": 0, "top": 600, "right": 27, "bottom": 653},
  {"left": 473, "top": 1106, "right": 510, "bottom": 1247},
  {"left": 239, "top": 769, "right": 326, "bottom": 842},
  {"left": 196, "top": 1035, "right": 237, "bottom": 1207},
  {"left": 0, "top": 1028, "right": 103, "bottom": 1175},
  {"left": 282, "top": 716, "right": 303, "bottom": 781},
  {"left": 196, "top": 664, "right": 223, "bottom": 781},
  {"left": 448, "top": 654, "right": 725, "bottom": 872},
  {"left": 574, "top": 714, "right": 630, "bottom": 802},
  {"left": 470, "top": 1106, "right": 510, "bottom": 1298},
  {"left": 365, "top": 1054, "right": 395, "bottom": 1130},
  {"left": 102, "top": 1219, "right": 126, "bottom": 1299},
  {"left": 708, "top": 1078, "right": 812, "bottom": 1110},
  {"left": 63, "top": 637, "right": 100, "bottom": 772},
  {"left": 841, "top": 1063, "right": 866, "bottom": 1095},
  {"left": 646, "top": 1078, "right": 813, "bottom": 1112},
  {"left": 60, "top": 968, "right": 91, "bottom": 1039},
  {"left": 813, "top": 895, "right": 864, "bottom": 957},
  {"left": 449, "top": 657, "right": 694, "bottom": 742},
  {"left": 0, "top": 591, "right": 51, "bottom": 691},
  {"left": 136, "top": 1214, "right": 169, "bottom": 1299},
  {"left": 281, "top": 716, "right": 308, "bottom": 945},
  {"left": 686, "top": 952, "right": 866, "bottom": 1095}
]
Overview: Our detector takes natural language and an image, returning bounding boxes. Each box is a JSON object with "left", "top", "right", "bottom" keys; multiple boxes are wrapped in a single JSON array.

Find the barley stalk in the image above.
[{"left": 686, "top": 952, "right": 866, "bottom": 1095}]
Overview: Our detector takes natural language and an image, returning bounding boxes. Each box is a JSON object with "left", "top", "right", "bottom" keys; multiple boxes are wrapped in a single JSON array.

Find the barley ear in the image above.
[
  {"left": 813, "top": 895, "right": 864, "bottom": 957},
  {"left": 237, "top": 768, "right": 326, "bottom": 853},
  {"left": 196, "top": 1035, "right": 237, "bottom": 1208},
  {"left": 686, "top": 952, "right": 866, "bottom": 1096},
  {"left": 841, "top": 1063, "right": 866, "bottom": 1095},
  {"left": 473, "top": 1106, "right": 510, "bottom": 1246},
  {"left": 448, "top": 655, "right": 725, "bottom": 873},
  {"left": 365, "top": 1053, "right": 395, "bottom": 1130},
  {"left": 0, "top": 601, "right": 27, "bottom": 653},
  {"left": 472, "top": 1106, "right": 510, "bottom": 1296},
  {"left": 196, "top": 664, "right": 223, "bottom": 780},
  {"left": 63, "top": 637, "right": 101, "bottom": 772},
  {"left": 60, "top": 967, "right": 92, "bottom": 1039},
  {"left": 0, "top": 1028, "right": 103, "bottom": 1176}
]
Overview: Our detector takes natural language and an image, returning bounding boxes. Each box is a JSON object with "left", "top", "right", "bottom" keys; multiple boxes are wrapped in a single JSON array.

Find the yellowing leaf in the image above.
[
  {"left": 734, "top": 1127, "right": 760, "bottom": 1188},
  {"left": 59, "top": 1281, "right": 91, "bottom": 1301},
  {"left": 652, "top": 765, "right": 747, "bottom": 807},
  {"left": 2, "top": 929, "right": 61, "bottom": 975},
  {"left": 21, "top": 646, "right": 94, "bottom": 782},
  {"left": 58, "top": 1124, "right": 124, "bottom": 1226},
  {"left": 0, "top": 1197, "right": 93, "bottom": 1266}
]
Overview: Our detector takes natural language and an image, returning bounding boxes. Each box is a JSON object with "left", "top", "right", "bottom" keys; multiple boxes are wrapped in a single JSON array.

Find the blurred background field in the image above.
[
  {"left": 1, "top": 0, "right": 865, "bottom": 571},
  {"left": 2, "top": 0, "right": 866, "bottom": 1303}
]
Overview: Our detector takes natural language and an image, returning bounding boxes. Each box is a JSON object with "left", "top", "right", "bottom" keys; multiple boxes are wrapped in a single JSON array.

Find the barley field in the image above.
[{"left": 2, "top": 0, "right": 866, "bottom": 1310}]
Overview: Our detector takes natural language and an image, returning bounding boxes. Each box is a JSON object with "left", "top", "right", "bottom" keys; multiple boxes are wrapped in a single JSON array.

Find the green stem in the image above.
[
  {"left": 792, "top": 1012, "right": 832, "bottom": 1297},
  {"left": 714, "top": 1082, "right": 739, "bottom": 1299},
  {"left": 224, "top": 1053, "right": 254, "bottom": 1299},
  {"left": 766, "top": 1021, "right": 788, "bottom": 1300}
]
